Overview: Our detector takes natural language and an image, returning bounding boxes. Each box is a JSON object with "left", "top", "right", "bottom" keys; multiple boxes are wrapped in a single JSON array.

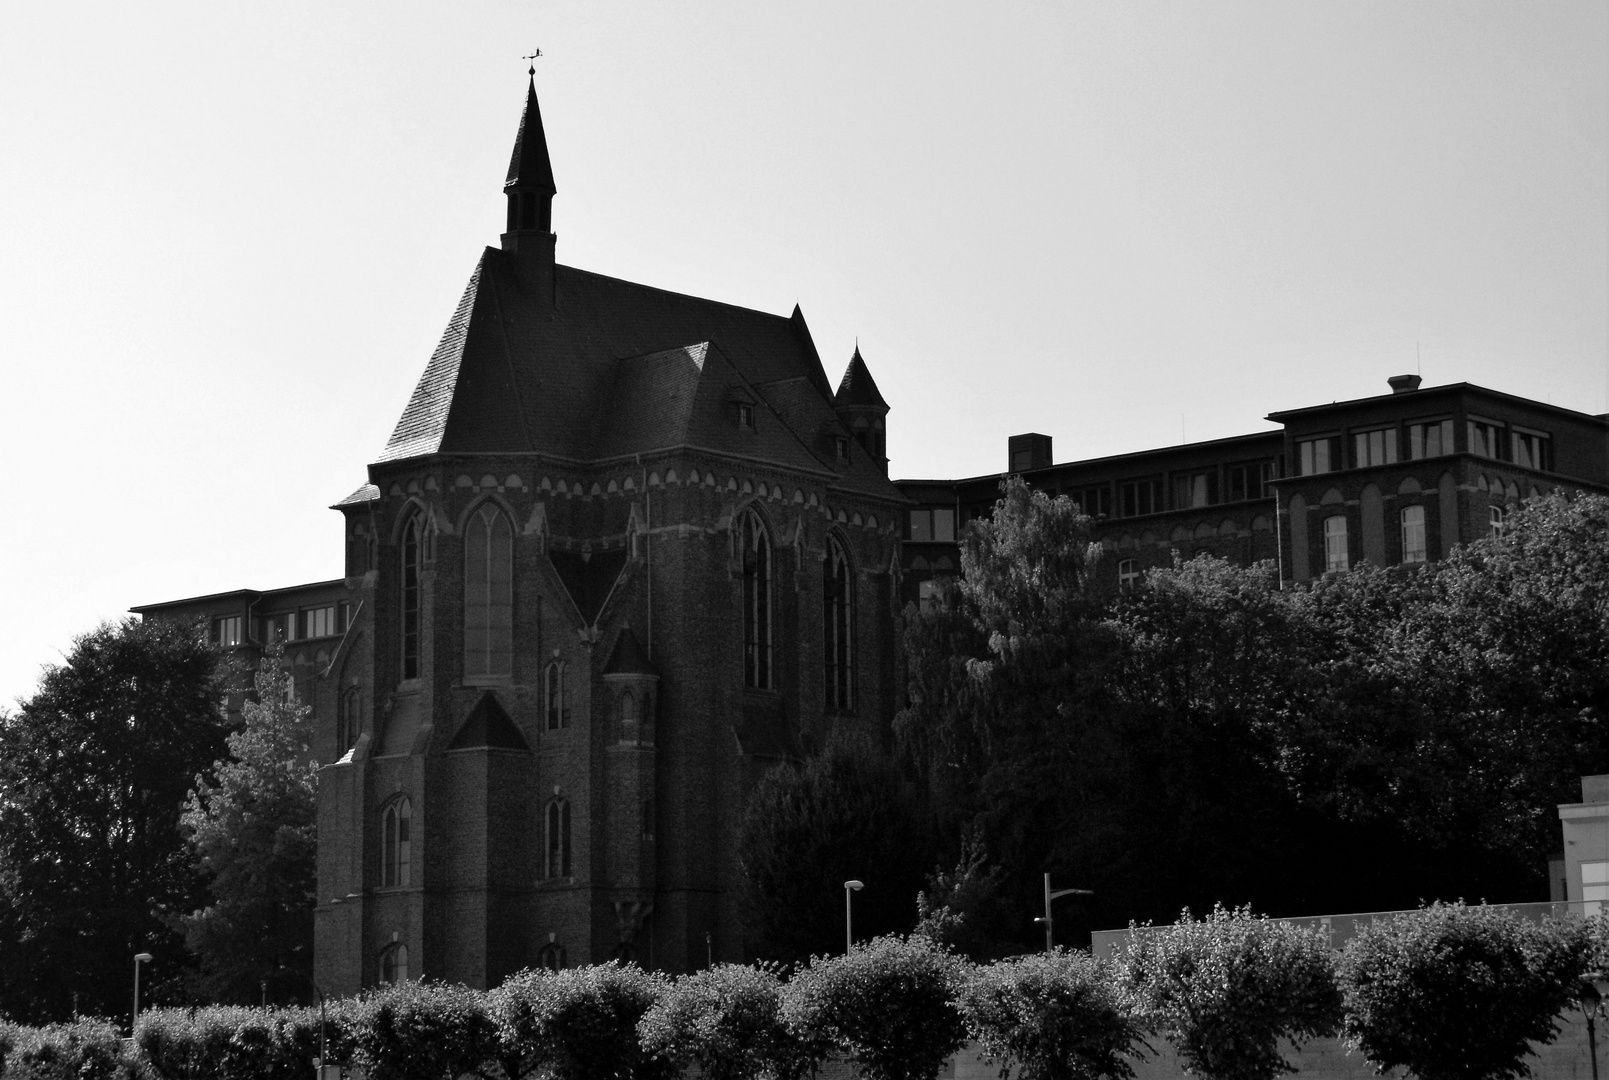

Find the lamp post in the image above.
[
  {"left": 131, "top": 952, "right": 153, "bottom": 1035},
  {"left": 1582, "top": 973, "right": 1609, "bottom": 1080},
  {"left": 843, "top": 880, "right": 864, "bottom": 954},
  {"left": 1032, "top": 873, "right": 1092, "bottom": 952}
]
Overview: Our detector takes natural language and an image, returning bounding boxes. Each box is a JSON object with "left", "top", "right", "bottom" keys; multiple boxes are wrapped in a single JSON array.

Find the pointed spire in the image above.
[
  {"left": 834, "top": 344, "right": 889, "bottom": 412},
  {"left": 505, "top": 73, "right": 556, "bottom": 194}
]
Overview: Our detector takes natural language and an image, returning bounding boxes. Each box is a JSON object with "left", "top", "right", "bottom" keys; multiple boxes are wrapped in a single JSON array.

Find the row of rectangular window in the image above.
[
  {"left": 1297, "top": 419, "right": 1552, "bottom": 477},
  {"left": 212, "top": 603, "right": 352, "bottom": 648}
]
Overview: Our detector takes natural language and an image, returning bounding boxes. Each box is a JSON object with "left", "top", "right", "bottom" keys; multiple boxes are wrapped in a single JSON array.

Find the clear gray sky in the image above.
[{"left": 2, "top": 1, "right": 1605, "bottom": 707}]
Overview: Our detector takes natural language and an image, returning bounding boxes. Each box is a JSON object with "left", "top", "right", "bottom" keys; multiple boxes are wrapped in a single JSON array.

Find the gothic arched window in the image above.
[
  {"left": 381, "top": 797, "right": 412, "bottom": 887},
  {"left": 620, "top": 690, "right": 638, "bottom": 743},
  {"left": 545, "top": 662, "right": 569, "bottom": 730},
  {"left": 546, "top": 798, "right": 572, "bottom": 879},
  {"left": 741, "top": 510, "right": 772, "bottom": 689},
  {"left": 379, "top": 943, "right": 409, "bottom": 984},
  {"left": 337, "top": 685, "right": 361, "bottom": 754},
  {"left": 823, "top": 535, "right": 855, "bottom": 712},
  {"left": 464, "top": 504, "right": 514, "bottom": 678},
  {"left": 536, "top": 942, "right": 566, "bottom": 971},
  {"left": 400, "top": 512, "right": 423, "bottom": 680}
]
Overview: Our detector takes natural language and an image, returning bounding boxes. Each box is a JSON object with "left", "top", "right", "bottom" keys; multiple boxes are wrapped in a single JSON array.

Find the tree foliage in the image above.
[
  {"left": 0, "top": 618, "right": 225, "bottom": 1021},
  {"left": 636, "top": 963, "right": 826, "bottom": 1080},
  {"left": 180, "top": 641, "right": 318, "bottom": 1004},
  {"left": 737, "top": 732, "right": 930, "bottom": 962},
  {"left": 491, "top": 962, "right": 671, "bottom": 1080},
  {"left": 1337, "top": 903, "right": 1586, "bottom": 1080},
  {"left": 897, "top": 483, "right": 1609, "bottom": 937},
  {"left": 956, "top": 949, "right": 1143, "bottom": 1080},
  {"left": 1120, "top": 904, "right": 1341, "bottom": 1080},
  {"left": 780, "top": 934, "right": 969, "bottom": 1080}
]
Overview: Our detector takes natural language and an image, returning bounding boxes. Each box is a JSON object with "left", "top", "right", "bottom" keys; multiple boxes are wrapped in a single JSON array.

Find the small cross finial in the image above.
[{"left": 523, "top": 50, "right": 542, "bottom": 76}]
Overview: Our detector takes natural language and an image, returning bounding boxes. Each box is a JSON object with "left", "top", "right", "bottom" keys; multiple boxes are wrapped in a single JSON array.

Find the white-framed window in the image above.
[
  {"left": 546, "top": 798, "right": 572, "bottom": 879},
  {"left": 381, "top": 797, "right": 412, "bottom": 887},
  {"left": 1353, "top": 428, "right": 1398, "bottom": 468},
  {"left": 1323, "top": 515, "right": 1349, "bottom": 573},
  {"left": 1118, "top": 559, "right": 1140, "bottom": 592},
  {"left": 1407, "top": 419, "right": 1454, "bottom": 460},
  {"left": 214, "top": 616, "right": 243, "bottom": 647},
  {"left": 742, "top": 509, "right": 773, "bottom": 690},
  {"left": 1584, "top": 861, "right": 1609, "bottom": 917},
  {"left": 908, "top": 508, "right": 956, "bottom": 543},
  {"left": 917, "top": 578, "right": 944, "bottom": 613},
  {"left": 544, "top": 662, "right": 569, "bottom": 730},
  {"left": 1400, "top": 505, "right": 1426, "bottom": 564},
  {"left": 379, "top": 943, "right": 409, "bottom": 984},
  {"left": 303, "top": 606, "right": 338, "bottom": 639},
  {"left": 1468, "top": 418, "right": 1504, "bottom": 460},
  {"left": 1489, "top": 504, "right": 1508, "bottom": 539},
  {"left": 1172, "top": 471, "right": 1218, "bottom": 510},
  {"left": 1298, "top": 437, "right": 1339, "bottom": 476},
  {"left": 1512, "top": 429, "right": 1552, "bottom": 472}
]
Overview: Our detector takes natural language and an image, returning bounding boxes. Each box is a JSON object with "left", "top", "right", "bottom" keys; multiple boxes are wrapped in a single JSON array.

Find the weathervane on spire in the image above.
[{"left": 523, "top": 50, "right": 543, "bottom": 76}]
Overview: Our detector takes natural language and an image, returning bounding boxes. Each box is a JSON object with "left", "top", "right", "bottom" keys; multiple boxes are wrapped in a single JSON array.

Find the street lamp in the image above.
[
  {"left": 1581, "top": 972, "right": 1609, "bottom": 1080},
  {"left": 1032, "top": 873, "right": 1092, "bottom": 952},
  {"left": 843, "top": 880, "right": 864, "bottom": 954},
  {"left": 131, "top": 952, "right": 153, "bottom": 1035}
]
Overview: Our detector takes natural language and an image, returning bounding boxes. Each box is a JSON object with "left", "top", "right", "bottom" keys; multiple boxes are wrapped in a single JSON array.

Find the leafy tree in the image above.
[
  {"left": 914, "top": 825, "right": 1017, "bottom": 962},
  {"left": 636, "top": 963, "right": 826, "bottom": 1080},
  {"left": 1338, "top": 902, "right": 1586, "bottom": 1080},
  {"left": 1120, "top": 904, "right": 1341, "bottom": 1080},
  {"left": 491, "top": 962, "right": 671, "bottom": 1080},
  {"left": 347, "top": 981, "right": 496, "bottom": 1080},
  {"left": 180, "top": 641, "right": 318, "bottom": 1004},
  {"left": 0, "top": 618, "right": 226, "bottom": 1021},
  {"left": 956, "top": 948, "right": 1143, "bottom": 1080},
  {"left": 738, "top": 731, "right": 930, "bottom": 962},
  {"left": 780, "top": 934, "right": 969, "bottom": 1080}
]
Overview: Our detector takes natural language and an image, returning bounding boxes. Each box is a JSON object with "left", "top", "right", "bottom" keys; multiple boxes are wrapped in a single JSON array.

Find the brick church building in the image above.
[
  {"left": 301, "top": 75, "right": 906, "bottom": 989},
  {"left": 132, "top": 74, "right": 1609, "bottom": 995}
]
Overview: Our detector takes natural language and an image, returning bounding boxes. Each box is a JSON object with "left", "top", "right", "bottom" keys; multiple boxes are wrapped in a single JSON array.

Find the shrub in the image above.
[
  {"left": 134, "top": 1005, "right": 329, "bottom": 1080},
  {"left": 637, "top": 963, "right": 827, "bottom": 1080},
  {"left": 957, "top": 949, "right": 1144, "bottom": 1080},
  {"left": 1338, "top": 902, "right": 1587, "bottom": 1080},
  {"left": 2, "top": 1018, "right": 132, "bottom": 1080},
  {"left": 346, "top": 981, "right": 496, "bottom": 1080},
  {"left": 491, "top": 962, "right": 670, "bottom": 1080},
  {"left": 780, "top": 934, "right": 969, "bottom": 1080},
  {"left": 1120, "top": 904, "right": 1341, "bottom": 1080}
]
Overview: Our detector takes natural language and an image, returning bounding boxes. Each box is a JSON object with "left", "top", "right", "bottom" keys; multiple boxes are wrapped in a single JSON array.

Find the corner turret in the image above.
[{"left": 833, "top": 345, "right": 890, "bottom": 473}]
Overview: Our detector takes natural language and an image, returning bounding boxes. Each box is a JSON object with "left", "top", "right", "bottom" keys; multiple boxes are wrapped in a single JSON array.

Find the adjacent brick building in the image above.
[{"left": 898, "top": 375, "right": 1609, "bottom": 602}]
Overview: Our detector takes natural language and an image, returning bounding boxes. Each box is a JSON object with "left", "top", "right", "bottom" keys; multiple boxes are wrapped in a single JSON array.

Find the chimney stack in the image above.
[{"left": 1388, "top": 374, "right": 1423, "bottom": 394}]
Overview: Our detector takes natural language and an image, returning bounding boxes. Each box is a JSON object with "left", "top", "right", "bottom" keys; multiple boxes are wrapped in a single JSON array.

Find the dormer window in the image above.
[
  {"left": 833, "top": 435, "right": 851, "bottom": 462},
  {"left": 737, "top": 403, "right": 755, "bottom": 431}
]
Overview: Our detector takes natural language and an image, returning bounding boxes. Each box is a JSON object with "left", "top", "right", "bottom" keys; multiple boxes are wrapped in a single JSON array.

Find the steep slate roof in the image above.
[
  {"left": 833, "top": 346, "right": 889, "bottom": 412},
  {"left": 376, "top": 253, "right": 904, "bottom": 502}
]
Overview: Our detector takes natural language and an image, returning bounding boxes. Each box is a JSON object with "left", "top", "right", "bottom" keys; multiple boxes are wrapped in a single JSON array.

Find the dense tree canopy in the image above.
[
  {"left": 737, "top": 732, "right": 931, "bottom": 963},
  {"left": 896, "top": 481, "right": 1609, "bottom": 947},
  {"left": 181, "top": 642, "right": 318, "bottom": 1005},
  {"left": 0, "top": 619, "right": 226, "bottom": 1021}
]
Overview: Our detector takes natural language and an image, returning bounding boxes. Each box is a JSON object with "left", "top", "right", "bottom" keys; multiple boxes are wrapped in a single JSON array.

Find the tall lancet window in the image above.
[
  {"left": 742, "top": 509, "right": 773, "bottom": 689},
  {"left": 464, "top": 504, "right": 514, "bottom": 678},
  {"left": 824, "top": 535, "right": 855, "bottom": 712},
  {"left": 400, "top": 512, "right": 423, "bottom": 681}
]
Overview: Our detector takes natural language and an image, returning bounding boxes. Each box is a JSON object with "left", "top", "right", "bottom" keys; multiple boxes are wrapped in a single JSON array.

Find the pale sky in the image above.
[{"left": 2, "top": 1, "right": 1605, "bottom": 708}]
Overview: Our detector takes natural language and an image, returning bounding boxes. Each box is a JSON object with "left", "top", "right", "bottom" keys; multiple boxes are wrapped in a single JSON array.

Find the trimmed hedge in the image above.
[{"left": 5, "top": 911, "right": 1602, "bottom": 1080}]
